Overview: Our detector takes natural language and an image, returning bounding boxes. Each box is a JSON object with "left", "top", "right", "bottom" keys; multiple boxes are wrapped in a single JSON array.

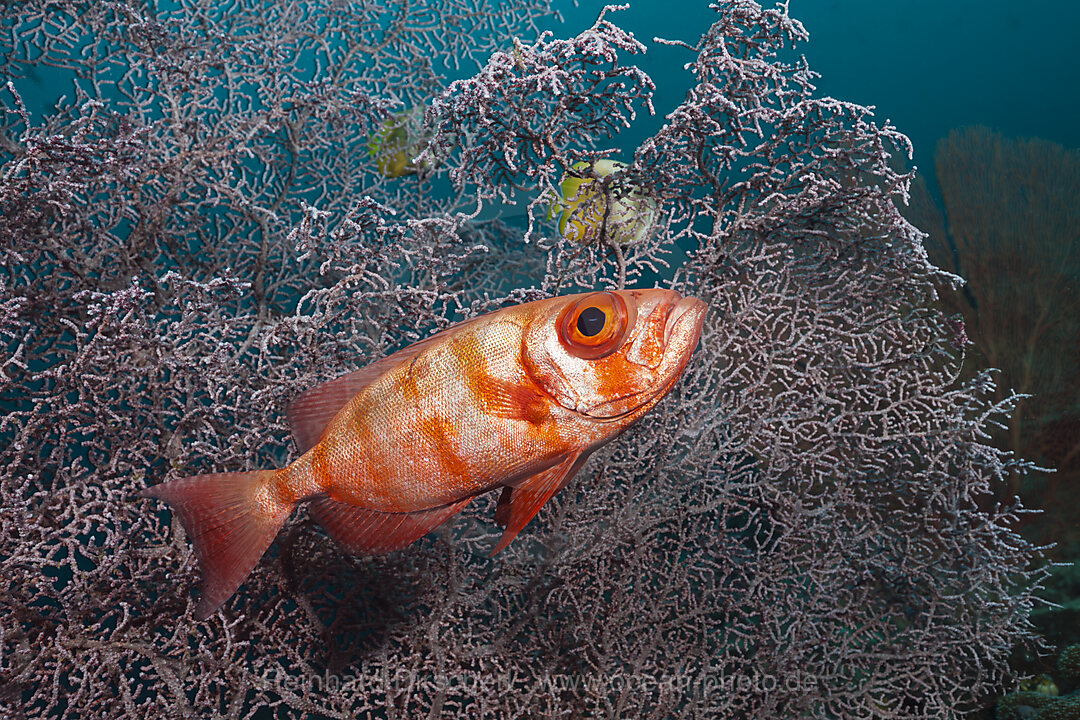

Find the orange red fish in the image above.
[{"left": 142, "top": 288, "right": 706, "bottom": 619}]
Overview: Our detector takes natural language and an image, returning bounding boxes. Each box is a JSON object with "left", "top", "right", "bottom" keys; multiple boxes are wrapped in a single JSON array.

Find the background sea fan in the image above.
[
  {"left": 0, "top": 1, "right": 1046, "bottom": 718},
  {"left": 907, "top": 126, "right": 1080, "bottom": 549}
]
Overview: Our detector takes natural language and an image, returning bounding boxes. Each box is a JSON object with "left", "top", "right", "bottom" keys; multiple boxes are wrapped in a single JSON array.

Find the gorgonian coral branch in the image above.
[
  {"left": 0, "top": 1, "right": 1045, "bottom": 718},
  {"left": 428, "top": 6, "right": 655, "bottom": 202}
]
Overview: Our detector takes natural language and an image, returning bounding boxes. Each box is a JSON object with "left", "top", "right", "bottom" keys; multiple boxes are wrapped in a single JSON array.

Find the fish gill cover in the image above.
[{"left": 0, "top": 1, "right": 1048, "bottom": 718}]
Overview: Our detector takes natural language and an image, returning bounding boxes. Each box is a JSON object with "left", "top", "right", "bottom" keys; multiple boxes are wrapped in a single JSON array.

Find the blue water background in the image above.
[
  {"left": 547, "top": 0, "right": 1080, "bottom": 191},
  {"left": 18, "top": 1, "right": 1079, "bottom": 188}
]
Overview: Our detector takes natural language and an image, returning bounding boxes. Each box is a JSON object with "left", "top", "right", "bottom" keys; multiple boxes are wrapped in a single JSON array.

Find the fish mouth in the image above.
[
  {"left": 663, "top": 296, "right": 707, "bottom": 352},
  {"left": 579, "top": 292, "right": 707, "bottom": 420}
]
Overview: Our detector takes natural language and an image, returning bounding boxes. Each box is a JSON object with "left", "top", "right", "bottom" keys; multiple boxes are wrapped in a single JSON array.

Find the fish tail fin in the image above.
[{"left": 141, "top": 469, "right": 291, "bottom": 620}]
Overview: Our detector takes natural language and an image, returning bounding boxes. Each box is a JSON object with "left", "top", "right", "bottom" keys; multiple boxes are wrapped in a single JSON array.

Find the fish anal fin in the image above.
[
  {"left": 491, "top": 451, "right": 591, "bottom": 555},
  {"left": 308, "top": 497, "right": 472, "bottom": 555}
]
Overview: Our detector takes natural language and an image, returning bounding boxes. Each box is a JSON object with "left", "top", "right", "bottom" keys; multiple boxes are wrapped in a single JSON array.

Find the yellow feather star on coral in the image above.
[
  {"left": 548, "top": 158, "right": 658, "bottom": 245},
  {"left": 366, "top": 106, "right": 434, "bottom": 178}
]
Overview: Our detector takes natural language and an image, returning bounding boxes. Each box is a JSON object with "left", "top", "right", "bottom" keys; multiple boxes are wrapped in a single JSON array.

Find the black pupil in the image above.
[{"left": 576, "top": 306, "right": 606, "bottom": 337}]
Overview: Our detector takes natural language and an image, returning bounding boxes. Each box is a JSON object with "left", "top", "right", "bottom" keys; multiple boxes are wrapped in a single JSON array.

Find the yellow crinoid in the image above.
[{"left": 366, "top": 105, "right": 434, "bottom": 179}]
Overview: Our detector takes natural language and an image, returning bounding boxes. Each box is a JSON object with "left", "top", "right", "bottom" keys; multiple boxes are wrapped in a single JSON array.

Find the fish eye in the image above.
[
  {"left": 557, "top": 292, "right": 632, "bottom": 360},
  {"left": 576, "top": 306, "right": 606, "bottom": 337}
]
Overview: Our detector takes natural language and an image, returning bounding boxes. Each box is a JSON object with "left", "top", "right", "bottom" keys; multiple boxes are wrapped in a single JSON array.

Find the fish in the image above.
[
  {"left": 141, "top": 288, "right": 706, "bottom": 619},
  {"left": 548, "top": 158, "right": 659, "bottom": 245}
]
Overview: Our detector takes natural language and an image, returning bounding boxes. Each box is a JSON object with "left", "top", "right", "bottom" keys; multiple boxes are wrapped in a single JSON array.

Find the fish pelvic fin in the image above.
[
  {"left": 141, "top": 469, "right": 291, "bottom": 621},
  {"left": 491, "top": 451, "right": 591, "bottom": 555}
]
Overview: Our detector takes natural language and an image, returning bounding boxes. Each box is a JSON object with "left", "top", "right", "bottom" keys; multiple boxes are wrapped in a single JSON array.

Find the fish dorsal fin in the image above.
[
  {"left": 288, "top": 318, "right": 484, "bottom": 453},
  {"left": 491, "top": 451, "right": 591, "bottom": 555},
  {"left": 288, "top": 358, "right": 402, "bottom": 454},
  {"left": 308, "top": 496, "right": 472, "bottom": 555}
]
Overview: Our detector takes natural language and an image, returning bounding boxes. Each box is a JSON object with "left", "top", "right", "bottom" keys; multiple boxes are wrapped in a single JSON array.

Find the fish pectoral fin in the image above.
[
  {"left": 491, "top": 451, "right": 591, "bottom": 555},
  {"left": 308, "top": 497, "right": 471, "bottom": 555},
  {"left": 473, "top": 373, "right": 551, "bottom": 424}
]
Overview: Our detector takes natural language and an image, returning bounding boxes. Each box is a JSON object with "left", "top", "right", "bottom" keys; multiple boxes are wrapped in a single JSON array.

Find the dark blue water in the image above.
[
  {"left": 19, "top": 1, "right": 1077, "bottom": 174},
  {"left": 547, "top": 0, "right": 1080, "bottom": 173}
]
